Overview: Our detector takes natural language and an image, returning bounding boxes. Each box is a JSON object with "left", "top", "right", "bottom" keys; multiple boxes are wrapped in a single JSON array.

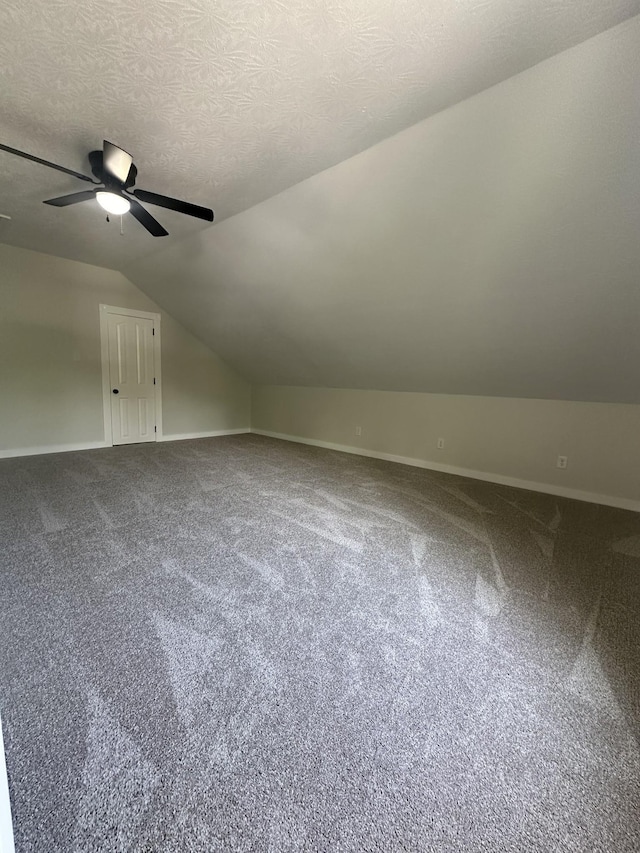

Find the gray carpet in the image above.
[{"left": 1, "top": 434, "right": 639, "bottom": 852}]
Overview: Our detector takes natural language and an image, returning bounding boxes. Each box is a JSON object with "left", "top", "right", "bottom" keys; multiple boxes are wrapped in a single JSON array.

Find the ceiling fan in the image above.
[{"left": 0, "top": 140, "right": 214, "bottom": 237}]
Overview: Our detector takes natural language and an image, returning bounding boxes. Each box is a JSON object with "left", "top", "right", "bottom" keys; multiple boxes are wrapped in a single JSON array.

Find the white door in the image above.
[{"left": 107, "top": 313, "right": 156, "bottom": 444}]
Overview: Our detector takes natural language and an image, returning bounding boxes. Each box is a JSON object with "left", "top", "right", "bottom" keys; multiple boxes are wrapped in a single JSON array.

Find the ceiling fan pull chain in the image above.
[{"left": 120, "top": 215, "right": 124, "bottom": 236}]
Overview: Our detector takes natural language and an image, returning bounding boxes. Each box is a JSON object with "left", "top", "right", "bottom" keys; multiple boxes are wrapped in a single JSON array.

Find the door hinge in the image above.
[
  {"left": 154, "top": 425, "right": 157, "bottom": 432},
  {"left": 152, "top": 328, "right": 155, "bottom": 335},
  {"left": 153, "top": 377, "right": 156, "bottom": 385}
]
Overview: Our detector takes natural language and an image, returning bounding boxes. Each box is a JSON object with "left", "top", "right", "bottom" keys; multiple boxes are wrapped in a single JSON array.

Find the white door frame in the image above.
[
  {"left": 0, "top": 715, "right": 15, "bottom": 853},
  {"left": 99, "top": 304, "right": 163, "bottom": 446}
]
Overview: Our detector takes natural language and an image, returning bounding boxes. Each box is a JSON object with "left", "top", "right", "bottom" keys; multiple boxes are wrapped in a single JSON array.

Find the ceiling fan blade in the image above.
[
  {"left": 103, "top": 140, "right": 133, "bottom": 183},
  {"left": 0, "top": 142, "right": 95, "bottom": 183},
  {"left": 132, "top": 189, "right": 214, "bottom": 222},
  {"left": 43, "top": 189, "right": 98, "bottom": 206},
  {"left": 129, "top": 198, "right": 168, "bottom": 236}
]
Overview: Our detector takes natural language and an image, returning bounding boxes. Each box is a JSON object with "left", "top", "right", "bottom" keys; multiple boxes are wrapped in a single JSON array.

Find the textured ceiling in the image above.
[
  {"left": 126, "top": 17, "right": 640, "bottom": 403},
  {"left": 1, "top": 0, "right": 640, "bottom": 270}
]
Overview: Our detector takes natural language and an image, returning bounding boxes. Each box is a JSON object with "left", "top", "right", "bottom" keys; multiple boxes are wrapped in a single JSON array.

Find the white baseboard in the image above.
[
  {"left": 0, "top": 440, "right": 108, "bottom": 459},
  {"left": 2, "top": 428, "right": 635, "bottom": 512},
  {"left": 0, "top": 430, "right": 252, "bottom": 459},
  {"left": 0, "top": 716, "right": 15, "bottom": 853},
  {"left": 159, "top": 428, "right": 250, "bottom": 442},
  {"left": 251, "top": 429, "right": 640, "bottom": 513}
]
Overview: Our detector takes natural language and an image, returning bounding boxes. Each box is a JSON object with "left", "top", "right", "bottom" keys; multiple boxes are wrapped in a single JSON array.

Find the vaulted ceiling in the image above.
[
  {"left": 1, "top": 0, "right": 638, "bottom": 268},
  {"left": 1, "top": 3, "right": 640, "bottom": 402}
]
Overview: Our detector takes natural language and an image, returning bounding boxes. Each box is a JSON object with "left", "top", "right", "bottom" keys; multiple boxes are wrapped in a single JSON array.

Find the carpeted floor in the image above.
[{"left": 1, "top": 434, "right": 639, "bottom": 852}]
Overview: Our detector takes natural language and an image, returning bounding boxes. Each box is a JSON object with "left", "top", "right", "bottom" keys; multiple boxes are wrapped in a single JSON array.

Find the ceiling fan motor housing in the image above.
[{"left": 88, "top": 150, "right": 137, "bottom": 190}]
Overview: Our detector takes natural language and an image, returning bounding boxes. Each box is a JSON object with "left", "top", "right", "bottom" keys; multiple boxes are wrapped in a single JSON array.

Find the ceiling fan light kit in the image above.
[
  {"left": 0, "top": 140, "right": 214, "bottom": 237},
  {"left": 96, "top": 191, "right": 131, "bottom": 215}
]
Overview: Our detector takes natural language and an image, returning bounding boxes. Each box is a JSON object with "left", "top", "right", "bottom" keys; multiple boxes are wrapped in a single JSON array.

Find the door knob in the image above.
[{"left": 112, "top": 389, "right": 119, "bottom": 394}]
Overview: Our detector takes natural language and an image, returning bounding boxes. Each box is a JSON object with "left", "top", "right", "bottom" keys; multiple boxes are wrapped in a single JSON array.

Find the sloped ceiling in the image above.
[
  {"left": 1, "top": 4, "right": 640, "bottom": 402},
  {"left": 0, "top": 0, "right": 639, "bottom": 269},
  {"left": 125, "top": 16, "right": 640, "bottom": 403}
]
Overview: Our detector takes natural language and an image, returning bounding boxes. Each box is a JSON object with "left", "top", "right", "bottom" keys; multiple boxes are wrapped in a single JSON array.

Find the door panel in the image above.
[{"left": 107, "top": 314, "right": 156, "bottom": 445}]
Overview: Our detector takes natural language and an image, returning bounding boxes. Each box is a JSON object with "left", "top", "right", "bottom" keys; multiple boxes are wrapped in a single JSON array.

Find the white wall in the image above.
[
  {"left": 252, "top": 386, "right": 640, "bottom": 510},
  {"left": 0, "top": 244, "right": 250, "bottom": 454}
]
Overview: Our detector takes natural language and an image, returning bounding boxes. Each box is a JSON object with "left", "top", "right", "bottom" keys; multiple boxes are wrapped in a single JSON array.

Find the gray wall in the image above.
[
  {"left": 252, "top": 385, "right": 640, "bottom": 506},
  {"left": 0, "top": 244, "right": 250, "bottom": 453}
]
